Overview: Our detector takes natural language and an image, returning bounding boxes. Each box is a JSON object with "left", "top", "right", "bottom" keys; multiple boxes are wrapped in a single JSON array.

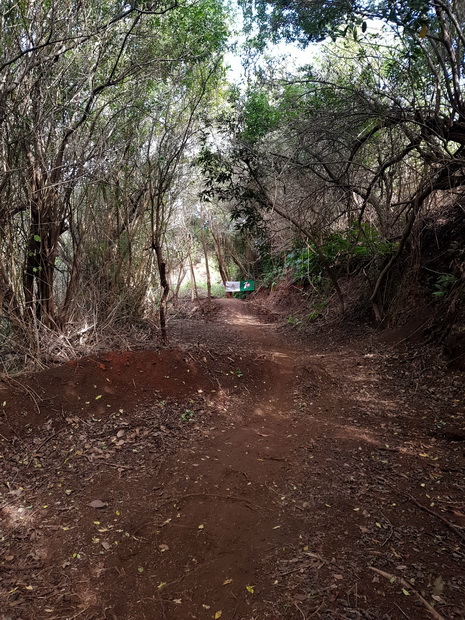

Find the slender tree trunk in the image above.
[
  {"left": 369, "top": 180, "right": 437, "bottom": 320},
  {"left": 211, "top": 229, "right": 229, "bottom": 286},
  {"left": 58, "top": 222, "right": 82, "bottom": 327},
  {"left": 200, "top": 227, "right": 211, "bottom": 307},
  {"left": 225, "top": 236, "right": 247, "bottom": 277},
  {"left": 189, "top": 252, "right": 200, "bottom": 305},
  {"left": 170, "top": 265, "right": 187, "bottom": 303},
  {"left": 154, "top": 242, "right": 169, "bottom": 346}
]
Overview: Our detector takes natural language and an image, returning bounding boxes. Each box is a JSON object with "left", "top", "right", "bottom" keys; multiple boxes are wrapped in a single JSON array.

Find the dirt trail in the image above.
[
  {"left": 117, "top": 299, "right": 309, "bottom": 619},
  {"left": 1, "top": 299, "right": 465, "bottom": 620}
]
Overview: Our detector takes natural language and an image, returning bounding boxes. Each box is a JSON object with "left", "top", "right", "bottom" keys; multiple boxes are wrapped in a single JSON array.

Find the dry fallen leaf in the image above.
[
  {"left": 432, "top": 575, "right": 444, "bottom": 597},
  {"left": 223, "top": 579, "right": 233, "bottom": 585},
  {"left": 88, "top": 500, "right": 107, "bottom": 509}
]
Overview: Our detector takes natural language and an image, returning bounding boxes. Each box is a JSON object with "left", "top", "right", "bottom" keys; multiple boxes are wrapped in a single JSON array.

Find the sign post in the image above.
[{"left": 225, "top": 280, "right": 255, "bottom": 296}]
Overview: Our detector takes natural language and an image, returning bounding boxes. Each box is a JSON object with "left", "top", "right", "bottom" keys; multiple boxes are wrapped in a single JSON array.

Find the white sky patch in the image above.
[
  {"left": 225, "top": 41, "right": 318, "bottom": 83},
  {"left": 224, "top": 12, "right": 392, "bottom": 85}
]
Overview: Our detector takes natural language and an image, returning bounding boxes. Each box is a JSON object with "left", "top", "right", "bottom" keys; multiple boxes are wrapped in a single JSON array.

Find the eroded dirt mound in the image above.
[{"left": 0, "top": 347, "right": 272, "bottom": 439}]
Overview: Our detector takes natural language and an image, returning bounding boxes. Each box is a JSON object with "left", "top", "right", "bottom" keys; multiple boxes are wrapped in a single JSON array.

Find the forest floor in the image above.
[{"left": 1, "top": 298, "right": 465, "bottom": 620}]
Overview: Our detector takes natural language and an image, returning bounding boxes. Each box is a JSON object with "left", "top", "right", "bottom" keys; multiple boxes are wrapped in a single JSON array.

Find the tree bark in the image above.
[
  {"left": 153, "top": 242, "right": 169, "bottom": 346},
  {"left": 189, "top": 252, "right": 200, "bottom": 305},
  {"left": 200, "top": 227, "right": 211, "bottom": 307},
  {"left": 210, "top": 229, "right": 229, "bottom": 286}
]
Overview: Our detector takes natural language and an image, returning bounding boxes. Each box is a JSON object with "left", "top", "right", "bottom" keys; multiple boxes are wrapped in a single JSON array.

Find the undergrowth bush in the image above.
[{"left": 262, "top": 225, "right": 397, "bottom": 289}]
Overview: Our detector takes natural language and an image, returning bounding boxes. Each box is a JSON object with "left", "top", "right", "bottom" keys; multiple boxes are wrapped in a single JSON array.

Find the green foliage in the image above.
[
  {"left": 240, "top": 0, "right": 357, "bottom": 46},
  {"left": 306, "top": 300, "right": 328, "bottom": 323},
  {"left": 262, "top": 225, "right": 397, "bottom": 288},
  {"left": 261, "top": 262, "right": 285, "bottom": 288},
  {"left": 230, "top": 368, "right": 243, "bottom": 377},
  {"left": 196, "top": 281, "right": 225, "bottom": 297},
  {"left": 239, "top": 0, "right": 434, "bottom": 47},
  {"left": 432, "top": 273, "right": 458, "bottom": 298},
  {"left": 241, "top": 89, "right": 280, "bottom": 143},
  {"left": 285, "top": 224, "right": 395, "bottom": 285},
  {"left": 181, "top": 409, "right": 195, "bottom": 422},
  {"left": 284, "top": 247, "right": 319, "bottom": 283}
]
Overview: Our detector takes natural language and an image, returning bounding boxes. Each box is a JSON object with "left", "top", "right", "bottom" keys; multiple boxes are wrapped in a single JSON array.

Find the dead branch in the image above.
[{"left": 368, "top": 567, "right": 447, "bottom": 620}]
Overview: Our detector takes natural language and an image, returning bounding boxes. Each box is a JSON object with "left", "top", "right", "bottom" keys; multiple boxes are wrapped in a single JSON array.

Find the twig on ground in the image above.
[
  {"left": 265, "top": 484, "right": 281, "bottom": 496},
  {"left": 8, "top": 377, "right": 43, "bottom": 415},
  {"left": 368, "top": 567, "right": 446, "bottom": 620},
  {"left": 309, "top": 602, "right": 324, "bottom": 618},
  {"left": 68, "top": 607, "right": 90, "bottom": 620},
  {"left": 379, "top": 477, "right": 465, "bottom": 543},
  {"left": 27, "top": 427, "right": 66, "bottom": 469},
  {"left": 380, "top": 512, "right": 394, "bottom": 547},
  {"left": 393, "top": 602, "right": 411, "bottom": 619},
  {"left": 278, "top": 561, "right": 322, "bottom": 577},
  {"left": 174, "top": 492, "right": 260, "bottom": 511},
  {"left": 33, "top": 428, "right": 66, "bottom": 454},
  {"left": 293, "top": 600, "right": 307, "bottom": 620},
  {"left": 156, "top": 589, "right": 168, "bottom": 620},
  {"left": 186, "top": 351, "right": 198, "bottom": 364},
  {"left": 403, "top": 491, "right": 465, "bottom": 543}
]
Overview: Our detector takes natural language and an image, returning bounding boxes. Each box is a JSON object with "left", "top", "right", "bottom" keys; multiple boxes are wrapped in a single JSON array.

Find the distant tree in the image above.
[
  {"left": 0, "top": 0, "right": 229, "bottom": 358},
  {"left": 200, "top": 0, "right": 465, "bottom": 319}
]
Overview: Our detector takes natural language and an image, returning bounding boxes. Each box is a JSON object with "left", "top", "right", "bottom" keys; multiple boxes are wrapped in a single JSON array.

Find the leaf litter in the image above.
[{"left": 1, "top": 299, "right": 465, "bottom": 619}]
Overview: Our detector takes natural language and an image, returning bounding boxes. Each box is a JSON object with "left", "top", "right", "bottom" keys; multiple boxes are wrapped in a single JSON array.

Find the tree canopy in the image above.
[{"left": 0, "top": 0, "right": 464, "bottom": 362}]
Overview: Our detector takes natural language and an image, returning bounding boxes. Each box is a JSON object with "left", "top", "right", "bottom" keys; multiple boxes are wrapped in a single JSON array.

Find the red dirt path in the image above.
[{"left": 1, "top": 299, "right": 465, "bottom": 620}]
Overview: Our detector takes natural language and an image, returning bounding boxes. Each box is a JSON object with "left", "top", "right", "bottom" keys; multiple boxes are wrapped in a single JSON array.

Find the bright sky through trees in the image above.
[{"left": 225, "top": 5, "right": 389, "bottom": 85}]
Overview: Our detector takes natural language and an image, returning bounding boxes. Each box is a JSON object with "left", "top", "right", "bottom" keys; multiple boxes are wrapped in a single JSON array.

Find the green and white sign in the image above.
[{"left": 225, "top": 280, "right": 255, "bottom": 293}]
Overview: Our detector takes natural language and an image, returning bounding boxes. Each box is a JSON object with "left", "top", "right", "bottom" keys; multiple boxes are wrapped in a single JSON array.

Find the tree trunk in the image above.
[
  {"left": 200, "top": 227, "right": 211, "bottom": 307},
  {"left": 211, "top": 229, "right": 229, "bottom": 286},
  {"left": 170, "top": 264, "right": 187, "bottom": 303},
  {"left": 189, "top": 252, "right": 200, "bottom": 305},
  {"left": 154, "top": 242, "right": 169, "bottom": 346}
]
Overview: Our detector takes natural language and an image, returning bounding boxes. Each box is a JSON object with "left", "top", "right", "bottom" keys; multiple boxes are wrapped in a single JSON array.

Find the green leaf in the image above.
[
  {"left": 33, "top": 235, "right": 41, "bottom": 242},
  {"left": 402, "top": 588, "right": 410, "bottom": 596}
]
